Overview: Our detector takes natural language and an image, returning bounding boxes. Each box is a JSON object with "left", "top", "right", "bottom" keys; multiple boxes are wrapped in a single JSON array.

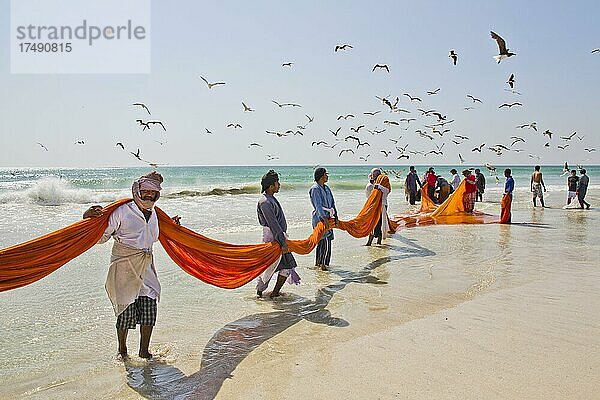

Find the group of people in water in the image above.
[{"left": 80, "top": 164, "right": 591, "bottom": 359}]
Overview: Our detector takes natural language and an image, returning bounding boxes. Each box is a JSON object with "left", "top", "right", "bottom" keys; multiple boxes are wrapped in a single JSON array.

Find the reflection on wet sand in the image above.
[{"left": 125, "top": 235, "right": 435, "bottom": 399}]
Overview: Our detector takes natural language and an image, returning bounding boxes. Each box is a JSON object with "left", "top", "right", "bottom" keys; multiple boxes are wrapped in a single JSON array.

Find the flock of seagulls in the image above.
[{"left": 31, "top": 30, "right": 598, "bottom": 170}]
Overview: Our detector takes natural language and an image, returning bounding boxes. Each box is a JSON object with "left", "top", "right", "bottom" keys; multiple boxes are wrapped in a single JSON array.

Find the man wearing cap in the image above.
[
  {"left": 256, "top": 170, "right": 300, "bottom": 298},
  {"left": 310, "top": 167, "right": 338, "bottom": 270},
  {"left": 83, "top": 172, "right": 179, "bottom": 359}
]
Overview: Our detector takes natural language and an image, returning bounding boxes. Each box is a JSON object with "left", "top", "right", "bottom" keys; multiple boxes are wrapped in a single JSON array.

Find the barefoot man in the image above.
[
  {"left": 83, "top": 172, "right": 179, "bottom": 359},
  {"left": 530, "top": 165, "right": 547, "bottom": 207}
]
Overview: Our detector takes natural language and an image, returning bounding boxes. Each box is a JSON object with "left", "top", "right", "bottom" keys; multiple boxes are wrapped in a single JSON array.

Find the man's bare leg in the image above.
[
  {"left": 270, "top": 273, "right": 287, "bottom": 298},
  {"left": 117, "top": 328, "right": 128, "bottom": 357},
  {"left": 139, "top": 325, "right": 153, "bottom": 358}
]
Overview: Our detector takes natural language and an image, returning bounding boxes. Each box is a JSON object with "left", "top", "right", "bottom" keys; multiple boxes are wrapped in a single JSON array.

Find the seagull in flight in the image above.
[
  {"left": 557, "top": 144, "right": 570, "bottom": 150},
  {"left": 381, "top": 150, "right": 392, "bottom": 157},
  {"left": 312, "top": 141, "right": 328, "bottom": 147},
  {"left": 136, "top": 119, "right": 150, "bottom": 131},
  {"left": 543, "top": 130, "right": 554, "bottom": 139},
  {"left": 335, "top": 44, "right": 353, "bottom": 52},
  {"left": 74, "top": 140, "right": 85, "bottom": 145},
  {"left": 472, "top": 143, "right": 486, "bottom": 152},
  {"left": 305, "top": 115, "right": 314, "bottom": 123},
  {"left": 364, "top": 110, "right": 381, "bottom": 116},
  {"left": 350, "top": 125, "right": 365, "bottom": 133},
  {"left": 338, "top": 148, "right": 355, "bottom": 157},
  {"left": 227, "top": 123, "right": 242, "bottom": 129},
  {"left": 591, "top": 48, "right": 600, "bottom": 53},
  {"left": 507, "top": 74, "right": 515, "bottom": 88},
  {"left": 403, "top": 93, "right": 422, "bottom": 102},
  {"left": 466, "top": 94, "right": 482, "bottom": 103},
  {"left": 282, "top": 62, "right": 293, "bottom": 67},
  {"left": 359, "top": 155, "right": 370, "bottom": 162},
  {"left": 199, "top": 76, "right": 226, "bottom": 89},
  {"left": 560, "top": 131, "right": 577, "bottom": 140},
  {"left": 116, "top": 142, "right": 125, "bottom": 150},
  {"left": 242, "top": 102, "right": 254, "bottom": 112},
  {"left": 132, "top": 102, "right": 151, "bottom": 115},
  {"left": 272, "top": 100, "right": 302, "bottom": 108},
  {"left": 147, "top": 120, "right": 167, "bottom": 131},
  {"left": 491, "top": 31, "right": 516, "bottom": 63},
  {"left": 372, "top": 64, "right": 390, "bottom": 73},
  {"left": 266, "top": 130, "right": 288, "bottom": 137},
  {"left": 499, "top": 102, "right": 523, "bottom": 108},
  {"left": 427, "top": 88, "right": 441, "bottom": 96},
  {"left": 36, "top": 142, "right": 49, "bottom": 151},
  {"left": 337, "top": 114, "right": 355, "bottom": 120},
  {"left": 449, "top": 50, "right": 458, "bottom": 65},
  {"left": 329, "top": 127, "right": 341, "bottom": 136},
  {"left": 504, "top": 88, "right": 522, "bottom": 95},
  {"left": 584, "top": 148, "right": 596, "bottom": 152},
  {"left": 459, "top": 154, "right": 465, "bottom": 164},
  {"left": 516, "top": 122, "right": 537, "bottom": 131},
  {"left": 248, "top": 143, "right": 263, "bottom": 148}
]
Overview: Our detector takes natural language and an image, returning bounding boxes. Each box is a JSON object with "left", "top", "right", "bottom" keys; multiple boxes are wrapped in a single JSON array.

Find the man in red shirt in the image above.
[
  {"left": 425, "top": 167, "right": 438, "bottom": 202},
  {"left": 462, "top": 169, "right": 477, "bottom": 212}
]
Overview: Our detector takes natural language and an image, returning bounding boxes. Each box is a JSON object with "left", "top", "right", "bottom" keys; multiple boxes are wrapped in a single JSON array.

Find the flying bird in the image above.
[
  {"left": 132, "top": 102, "right": 151, "bottom": 115},
  {"left": 403, "top": 93, "right": 422, "bottom": 102},
  {"left": 584, "top": 148, "right": 596, "bottom": 152},
  {"left": 510, "top": 136, "right": 525, "bottom": 146},
  {"left": 507, "top": 73, "right": 515, "bottom": 88},
  {"left": 242, "top": 102, "right": 254, "bottom": 112},
  {"left": 130, "top": 148, "right": 142, "bottom": 160},
  {"left": 204, "top": 128, "right": 212, "bottom": 134},
  {"left": 199, "top": 75, "right": 226, "bottom": 89},
  {"left": 266, "top": 130, "right": 288, "bottom": 137},
  {"left": 449, "top": 50, "right": 458, "bottom": 65},
  {"left": 560, "top": 132, "right": 577, "bottom": 140},
  {"left": 136, "top": 119, "right": 150, "bottom": 131},
  {"left": 305, "top": 115, "right": 314, "bottom": 123},
  {"left": 364, "top": 111, "right": 381, "bottom": 116},
  {"left": 427, "top": 88, "right": 441, "bottom": 95},
  {"left": 272, "top": 100, "right": 302, "bottom": 108},
  {"left": 227, "top": 123, "right": 242, "bottom": 129},
  {"left": 454, "top": 134, "right": 469, "bottom": 140},
  {"left": 557, "top": 144, "right": 570, "bottom": 150},
  {"left": 147, "top": 120, "right": 167, "bottom": 131},
  {"left": 459, "top": 154, "right": 465, "bottom": 164},
  {"left": 466, "top": 94, "right": 482, "bottom": 103},
  {"left": 504, "top": 88, "right": 522, "bottom": 95},
  {"left": 350, "top": 125, "right": 365, "bottom": 133},
  {"left": 74, "top": 140, "right": 85, "bottom": 145},
  {"left": 543, "top": 130, "right": 553, "bottom": 139},
  {"left": 338, "top": 148, "right": 355, "bottom": 157},
  {"left": 36, "top": 142, "right": 48, "bottom": 151},
  {"left": 397, "top": 154, "right": 410, "bottom": 160},
  {"left": 381, "top": 150, "right": 392, "bottom": 157},
  {"left": 490, "top": 31, "right": 516, "bottom": 63},
  {"left": 337, "top": 114, "right": 355, "bottom": 120},
  {"left": 499, "top": 102, "right": 523, "bottom": 108},
  {"left": 312, "top": 141, "right": 327, "bottom": 147},
  {"left": 329, "top": 127, "right": 341, "bottom": 136},
  {"left": 359, "top": 155, "right": 370, "bottom": 162},
  {"left": 472, "top": 143, "right": 485, "bottom": 152},
  {"left": 116, "top": 142, "right": 125, "bottom": 150},
  {"left": 591, "top": 48, "right": 600, "bottom": 53},
  {"left": 464, "top": 107, "right": 475, "bottom": 111},
  {"left": 248, "top": 143, "right": 262, "bottom": 148},
  {"left": 372, "top": 64, "right": 390, "bottom": 73},
  {"left": 335, "top": 44, "right": 353, "bottom": 52},
  {"left": 282, "top": 62, "right": 293, "bottom": 67}
]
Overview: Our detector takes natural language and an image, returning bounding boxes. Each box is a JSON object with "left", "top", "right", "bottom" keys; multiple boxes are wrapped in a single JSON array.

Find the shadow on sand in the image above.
[{"left": 125, "top": 235, "right": 435, "bottom": 399}]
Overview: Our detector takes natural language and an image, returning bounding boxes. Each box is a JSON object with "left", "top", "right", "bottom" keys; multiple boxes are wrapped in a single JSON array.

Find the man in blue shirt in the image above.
[
  {"left": 310, "top": 167, "right": 338, "bottom": 270},
  {"left": 501, "top": 168, "right": 514, "bottom": 223}
]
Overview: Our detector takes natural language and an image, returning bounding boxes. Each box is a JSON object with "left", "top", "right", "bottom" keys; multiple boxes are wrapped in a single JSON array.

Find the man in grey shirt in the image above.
[
  {"left": 256, "top": 170, "right": 299, "bottom": 298},
  {"left": 577, "top": 169, "right": 591, "bottom": 209}
]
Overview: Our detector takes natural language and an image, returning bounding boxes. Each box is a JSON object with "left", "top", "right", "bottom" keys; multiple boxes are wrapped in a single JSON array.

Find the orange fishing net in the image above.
[{"left": 0, "top": 175, "right": 505, "bottom": 292}]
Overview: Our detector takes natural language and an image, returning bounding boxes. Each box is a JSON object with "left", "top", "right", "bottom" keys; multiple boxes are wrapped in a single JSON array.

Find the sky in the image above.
[{"left": 0, "top": 0, "right": 599, "bottom": 167}]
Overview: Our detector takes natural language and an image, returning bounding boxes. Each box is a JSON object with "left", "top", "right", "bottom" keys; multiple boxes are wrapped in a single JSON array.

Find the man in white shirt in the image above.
[{"left": 84, "top": 172, "right": 179, "bottom": 359}]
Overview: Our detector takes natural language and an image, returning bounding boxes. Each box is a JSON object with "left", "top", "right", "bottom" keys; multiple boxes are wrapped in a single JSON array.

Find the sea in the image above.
[{"left": 0, "top": 165, "right": 598, "bottom": 399}]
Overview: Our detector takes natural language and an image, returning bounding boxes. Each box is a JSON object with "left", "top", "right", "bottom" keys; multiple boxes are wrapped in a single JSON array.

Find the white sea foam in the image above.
[{"left": 0, "top": 177, "right": 123, "bottom": 205}]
